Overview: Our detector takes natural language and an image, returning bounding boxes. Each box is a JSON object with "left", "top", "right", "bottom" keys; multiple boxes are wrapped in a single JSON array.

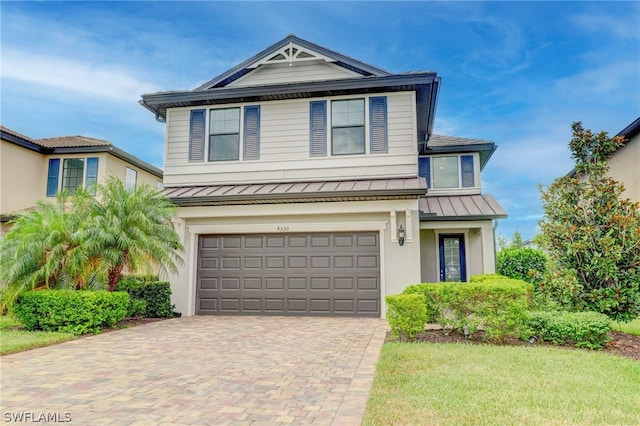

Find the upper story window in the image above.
[
  {"left": 47, "top": 157, "right": 99, "bottom": 196},
  {"left": 125, "top": 167, "right": 137, "bottom": 190},
  {"left": 189, "top": 105, "right": 260, "bottom": 163},
  {"left": 311, "top": 96, "right": 387, "bottom": 157},
  {"left": 210, "top": 108, "right": 240, "bottom": 161},
  {"left": 331, "top": 99, "right": 365, "bottom": 155},
  {"left": 419, "top": 154, "right": 476, "bottom": 190}
]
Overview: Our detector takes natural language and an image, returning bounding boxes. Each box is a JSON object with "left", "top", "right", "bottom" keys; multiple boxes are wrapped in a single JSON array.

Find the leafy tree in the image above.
[
  {"left": 0, "top": 178, "right": 183, "bottom": 310},
  {"left": 538, "top": 122, "right": 640, "bottom": 322}
]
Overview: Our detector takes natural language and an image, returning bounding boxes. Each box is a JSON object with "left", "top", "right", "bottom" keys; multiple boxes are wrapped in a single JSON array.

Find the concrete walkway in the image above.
[{"left": 0, "top": 316, "right": 387, "bottom": 425}]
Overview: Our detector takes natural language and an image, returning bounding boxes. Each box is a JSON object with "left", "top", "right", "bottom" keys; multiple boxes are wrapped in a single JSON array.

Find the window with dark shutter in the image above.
[
  {"left": 46, "top": 158, "right": 60, "bottom": 197},
  {"left": 461, "top": 155, "right": 475, "bottom": 187},
  {"left": 243, "top": 105, "right": 260, "bottom": 160},
  {"left": 85, "top": 157, "right": 99, "bottom": 195},
  {"left": 310, "top": 100, "right": 327, "bottom": 157},
  {"left": 189, "top": 109, "right": 206, "bottom": 162},
  {"left": 418, "top": 157, "right": 431, "bottom": 188},
  {"left": 369, "top": 96, "right": 387, "bottom": 153}
]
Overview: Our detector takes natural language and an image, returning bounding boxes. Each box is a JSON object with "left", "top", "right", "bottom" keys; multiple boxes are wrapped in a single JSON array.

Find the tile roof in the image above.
[
  {"left": 165, "top": 177, "right": 427, "bottom": 207},
  {"left": 419, "top": 194, "right": 507, "bottom": 220},
  {"left": 0, "top": 126, "right": 35, "bottom": 142},
  {"left": 35, "top": 135, "right": 112, "bottom": 148}
]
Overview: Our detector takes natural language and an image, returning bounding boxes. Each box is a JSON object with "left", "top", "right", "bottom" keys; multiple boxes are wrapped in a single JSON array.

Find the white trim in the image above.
[
  {"left": 186, "top": 232, "right": 198, "bottom": 317},
  {"left": 390, "top": 211, "right": 397, "bottom": 242},
  {"left": 405, "top": 209, "right": 413, "bottom": 242}
]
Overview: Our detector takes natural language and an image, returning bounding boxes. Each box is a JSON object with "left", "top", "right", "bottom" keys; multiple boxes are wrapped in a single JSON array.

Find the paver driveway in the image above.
[{"left": 0, "top": 316, "right": 387, "bottom": 425}]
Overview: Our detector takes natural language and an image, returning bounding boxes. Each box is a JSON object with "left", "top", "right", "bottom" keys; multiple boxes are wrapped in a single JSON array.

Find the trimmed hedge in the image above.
[
  {"left": 497, "top": 247, "right": 547, "bottom": 285},
  {"left": 401, "top": 275, "right": 533, "bottom": 342},
  {"left": 386, "top": 294, "right": 427, "bottom": 342},
  {"left": 115, "top": 276, "right": 174, "bottom": 318},
  {"left": 529, "top": 311, "right": 612, "bottom": 350},
  {"left": 14, "top": 290, "right": 129, "bottom": 335}
]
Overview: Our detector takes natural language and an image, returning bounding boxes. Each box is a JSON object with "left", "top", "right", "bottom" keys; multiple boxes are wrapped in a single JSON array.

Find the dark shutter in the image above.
[
  {"left": 85, "top": 157, "right": 99, "bottom": 195},
  {"left": 461, "top": 155, "right": 475, "bottom": 187},
  {"left": 310, "top": 101, "right": 327, "bottom": 157},
  {"left": 243, "top": 105, "right": 260, "bottom": 160},
  {"left": 418, "top": 157, "right": 431, "bottom": 188},
  {"left": 46, "top": 158, "right": 60, "bottom": 197},
  {"left": 369, "top": 96, "right": 387, "bottom": 153},
  {"left": 189, "top": 109, "right": 206, "bottom": 162}
]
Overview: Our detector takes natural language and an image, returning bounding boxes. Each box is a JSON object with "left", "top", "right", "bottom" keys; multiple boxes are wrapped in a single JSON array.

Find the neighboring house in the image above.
[
  {"left": 567, "top": 116, "right": 640, "bottom": 203},
  {"left": 0, "top": 126, "right": 164, "bottom": 234},
  {"left": 140, "top": 35, "right": 506, "bottom": 317},
  {"left": 607, "top": 117, "right": 640, "bottom": 203}
]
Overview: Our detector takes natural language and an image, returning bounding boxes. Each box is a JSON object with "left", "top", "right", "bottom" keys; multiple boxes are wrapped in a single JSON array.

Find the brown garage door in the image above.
[{"left": 196, "top": 232, "right": 380, "bottom": 316}]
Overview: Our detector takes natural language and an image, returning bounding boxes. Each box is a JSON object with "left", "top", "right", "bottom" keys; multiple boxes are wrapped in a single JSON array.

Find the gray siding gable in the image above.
[{"left": 194, "top": 34, "right": 391, "bottom": 91}]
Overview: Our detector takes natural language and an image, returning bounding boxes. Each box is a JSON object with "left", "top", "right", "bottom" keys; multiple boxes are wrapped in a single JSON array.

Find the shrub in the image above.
[
  {"left": 14, "top": 290, "right": 129, "bottom": 335},
  {"left": 402, "top": 277, "right": 533, "bottom": 342},
  {"left": 386, "top": 294, "right": 427, "bottom": 342},
  {"left": 497, "top": 247, "right": 547, "bottom": 285},
  {"left": 529, "top": 311, "right": 612, "bottom": 350},
  {"left": 401, "top": 283, "right": 439, "bottom": 322},
  {"left": 115, "top": 276, "right": 174, "bottom": 318}
]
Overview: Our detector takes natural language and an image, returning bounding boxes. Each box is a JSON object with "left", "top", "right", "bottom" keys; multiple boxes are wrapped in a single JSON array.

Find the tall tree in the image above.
[
  {"left": 539, "top": 122, "right": 640, "bottom": 322},
  {"left": 79, "top": 177, "right": 183, "bottom": 291}
]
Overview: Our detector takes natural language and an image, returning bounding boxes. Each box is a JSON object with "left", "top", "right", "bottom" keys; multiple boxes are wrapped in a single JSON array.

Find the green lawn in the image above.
[
  {"left": 0, "top": 316, "right": 76, "bottom": 356},
  {"left": 612, "top": 318, "right": 640, "bottom": 336},
  {"left": 363, "top": 343, "right": 640, "bottom": 425}
]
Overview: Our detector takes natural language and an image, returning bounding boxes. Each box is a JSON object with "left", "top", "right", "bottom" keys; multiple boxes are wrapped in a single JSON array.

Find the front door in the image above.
[{"left": 439, "top": 234, "right": 466, "bottom": 282}]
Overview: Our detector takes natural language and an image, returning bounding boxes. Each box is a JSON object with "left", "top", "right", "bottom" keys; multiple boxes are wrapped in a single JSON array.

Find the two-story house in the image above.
[
  {"left": 0, "top": 126, "right": 164, "bottom": 234},
  {"left": 607, "top": 117, "right": 639, "bottom": 203},
  {"left": 140, "top": 35, "right": 506, "bottom": 317}
]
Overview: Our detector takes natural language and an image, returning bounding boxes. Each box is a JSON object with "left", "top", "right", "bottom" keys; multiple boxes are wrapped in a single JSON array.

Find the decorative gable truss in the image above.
[{"left": 247, "top": 41, "right": 338, "bottom": 69}]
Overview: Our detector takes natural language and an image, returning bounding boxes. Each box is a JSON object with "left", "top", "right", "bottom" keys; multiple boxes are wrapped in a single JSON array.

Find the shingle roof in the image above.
[
  {"left": 419, "top": 194, "right": 507, "bottom": 220},
  {"left": 428, "top": 135, "right": 494, "bottom": 147},
  {"left": 423, "top": 134, "right": 497, "bottom": 170},
  {"left": 164, "top": 177, "right": 427, "bottom": 207}
]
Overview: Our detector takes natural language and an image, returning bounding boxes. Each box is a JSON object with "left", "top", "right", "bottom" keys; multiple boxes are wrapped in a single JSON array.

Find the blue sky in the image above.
[{"left": 1, "top": 1, "right": 639, "bottom": 241}]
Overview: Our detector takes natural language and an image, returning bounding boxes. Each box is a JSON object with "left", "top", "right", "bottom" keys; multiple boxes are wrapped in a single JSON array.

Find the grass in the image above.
[
  {"left": 363, "top": 343, "right": 640, "bottom": 425},
  {"left": 612, "top": 317, "right": 640, "bottom": 336},
  {"left": 0, "top": 315, "right": 76, "bottom": 356}
]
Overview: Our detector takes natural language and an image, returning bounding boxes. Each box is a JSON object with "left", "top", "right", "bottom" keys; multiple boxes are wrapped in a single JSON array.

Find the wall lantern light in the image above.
[{"left": 398, "top": 225, "right": 406, "bottom": 246}]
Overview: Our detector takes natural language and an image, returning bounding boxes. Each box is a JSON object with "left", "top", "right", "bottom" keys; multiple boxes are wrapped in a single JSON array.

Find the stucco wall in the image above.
[
  {"left": 1, "top": 141, "right": 47, "bottom": 215},
  {"left": 608, "top": 134, "right": 639, "bottom": 203}
]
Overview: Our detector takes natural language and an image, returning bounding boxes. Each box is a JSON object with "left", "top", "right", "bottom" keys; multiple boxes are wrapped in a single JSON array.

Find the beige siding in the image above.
[
  {"left": 608, "top": 134, "right": 640, "bottom": 203},
  {"left": 228, "top": 61, "right": 360, "bottom": 88},
  {"left": 0, "top": 141, "right": 47, "bottom": 216},
  {"left": 163, "top": 92, "right": 418, "bottom": 186}
]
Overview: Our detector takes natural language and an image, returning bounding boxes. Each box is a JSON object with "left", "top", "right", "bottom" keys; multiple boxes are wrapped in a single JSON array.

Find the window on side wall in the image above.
[
  {"left": 48, "top": 157, "right": 99, "bottom": 196},
  {"left": 125, "top": 167, "right": 137, "bottom": 190},
  {"left": 331, "top": 98, "right": 365, "bottom": 155},
  {"left": 419, "top": 155, "right": 476, "bottom": 189}
]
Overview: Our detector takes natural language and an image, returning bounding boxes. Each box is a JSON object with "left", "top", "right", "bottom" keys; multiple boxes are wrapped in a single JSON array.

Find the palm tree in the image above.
[
  {"left": 79, "top": 177, "right": 183, "bottom": 291},
  {"left": 0, "top": 177, "right": 183, "bottom": 310},
  {"left": 0, "top": 193, "right": 102, "bottom": 311}
]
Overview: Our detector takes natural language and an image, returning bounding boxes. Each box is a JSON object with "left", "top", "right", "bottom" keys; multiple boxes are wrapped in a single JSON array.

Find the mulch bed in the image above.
[{"left": 397, "top": 328, "right": 640, "bottom": 362}]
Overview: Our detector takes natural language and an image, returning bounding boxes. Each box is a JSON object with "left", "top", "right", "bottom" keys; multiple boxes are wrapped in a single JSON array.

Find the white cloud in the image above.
[
  {"left": 571, "top": 11, "right": 640, "bottom": 41},
  {"left": 0, "top": 47, "right": 157, "bottom": 101}
]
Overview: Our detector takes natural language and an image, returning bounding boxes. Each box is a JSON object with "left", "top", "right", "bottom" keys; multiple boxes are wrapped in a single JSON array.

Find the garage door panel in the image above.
[{"left": 196, "top": 232, "right": 380, "bottom": 316}]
